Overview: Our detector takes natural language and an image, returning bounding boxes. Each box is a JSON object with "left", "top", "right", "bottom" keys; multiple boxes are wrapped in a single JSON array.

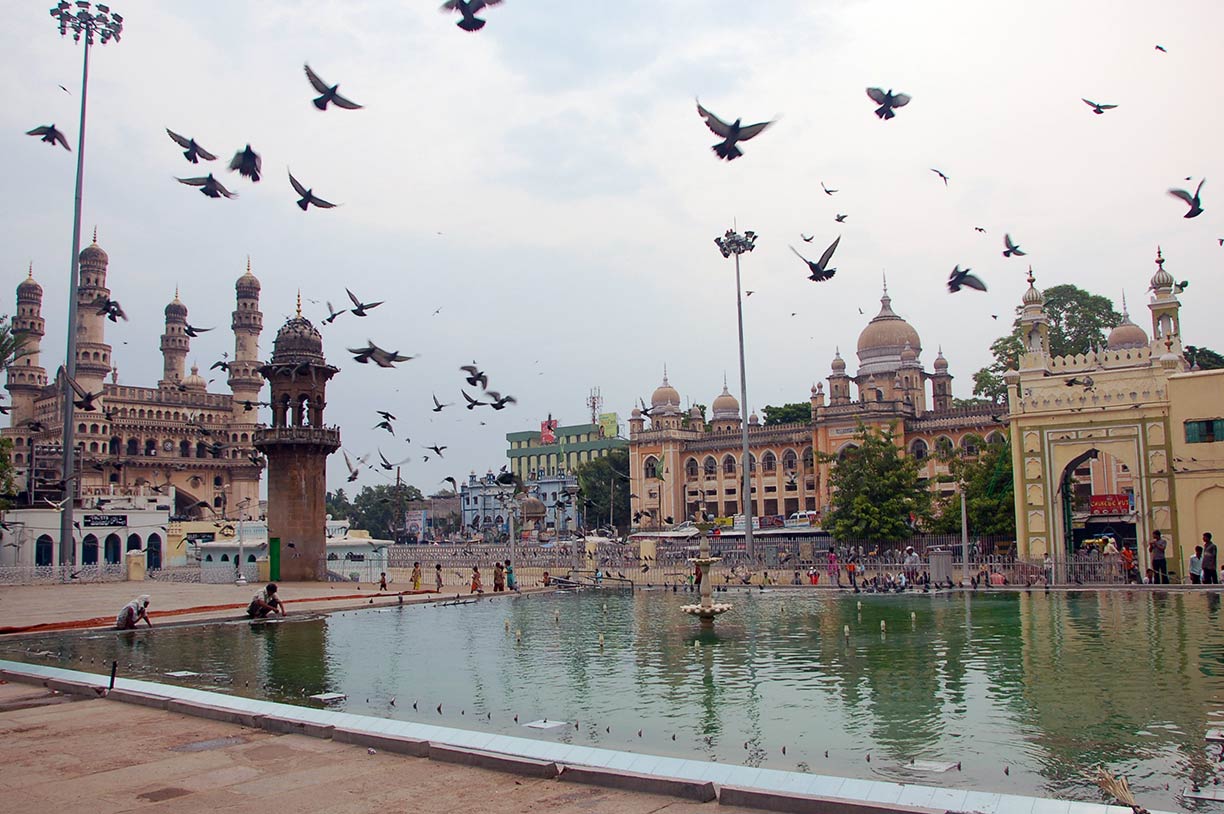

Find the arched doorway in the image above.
[
  {"left": 126, "top": 534, "right": 142, "bottom": 552},
  {"left": 35, "top": 535, "right": 54, "bottom": 567},
  {"left": 104, "top": 533, "right": 122, "bottom": 564},
  {"left": 146, "top": 533, "right": 162, "bottom": 570},
  {"left": 82, "top": 534, "right": 99, "bottom": 565}
]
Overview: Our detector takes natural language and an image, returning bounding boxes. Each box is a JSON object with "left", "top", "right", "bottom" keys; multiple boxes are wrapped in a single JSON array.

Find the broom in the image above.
[{"left": 1096, "top": 766, "right": 1149, "bottom": 814}]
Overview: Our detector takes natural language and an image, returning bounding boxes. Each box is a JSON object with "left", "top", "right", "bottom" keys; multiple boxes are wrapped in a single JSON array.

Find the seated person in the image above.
[
  {"left": 989, "top": 570, "right": 1007, "bottom": 586},
  {"left": 248, "top": 583, "right": 286, "bottom": 618},
  {"left": 541, "top": 571, "right": 551, "bottom": 587},
  {"left": 116, "top": 595, "right": 152, "bottom": 630}
]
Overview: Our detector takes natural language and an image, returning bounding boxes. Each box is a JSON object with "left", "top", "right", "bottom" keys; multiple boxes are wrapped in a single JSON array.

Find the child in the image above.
[
  {"left": 378, "top": 572, "right": 388, "bottom": 591},
  {"left": 411, "top": 562, "right": 422, "bottom": 591},
  {"left": 471, "top": 565, "right": 483, "bottom": 594},
  {"left": 435, "top": 562, "right": 444, "bottom": 592}
]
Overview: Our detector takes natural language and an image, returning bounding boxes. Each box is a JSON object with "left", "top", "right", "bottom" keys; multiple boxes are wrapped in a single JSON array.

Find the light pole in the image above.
[
  {"left": 49, "top": 1, "right": 123, "bottom": 567},
  {"left": 714, "top": 227, "right": 757, "bottom": 560},
  {"left": 235, "top": 497, "right": 251, "bottom": 586}
]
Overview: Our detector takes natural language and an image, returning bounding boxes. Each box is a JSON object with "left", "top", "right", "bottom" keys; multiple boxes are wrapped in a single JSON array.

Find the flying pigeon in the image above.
[
  {"left": 346, "top": 288, "right": 382, "bottom": 316},
  {"left": 1082, "top": 98, "right": 1118, "bottom": 115},
  {"left": 432, "top": 394, "right": 451, "bottom": 412},
  {"left": 165, "top": 129, "right": 216, "bottom": 163},
  {"left": 790, "top": 237, "right": 840, "bottom": 282},
  {"left": 462, "top": 390, "right": 487, "bottom": 410},
  {"left": 460, "top": 364, "right": 488, "bottom": 389},
  {"left": 1168, "top": 179, "right": 1205, "bottom": 218},
  {"left": 1002, "top": 233, "right": 1026, "bottom": 257},
  {"left": 303, "top": 64, "right": 363, "bottom": 111},
  {"left": 866, "top": 87, "right": 911, "bottom": 120},
  {"left": 931, "top": 168, "right": 949, "bottom": 186},
  {"left": 695, "top": 100, "right": 774, "bottom": 161},
  {"left": 486, "top": 392, "right": 516, "bottom": 410},
  {"left": 229, "top": 145, "right": 262, "bottom": 182},
  {"left": 92, "top": 295, "right": 127, "bottom": 322},
  {"left": 821, "top": 182, "right": 837, "bottom": 195},
  {"left": 289, "top": 171, "right": 337, "bottom": 211},
  {"left": 176, "top": 174, "right": 237, "bottom": 199},
  {"left": 62, "top": 369, "right": 101, "bottom": 411},
  {"left": 440, "top": 0, "right": 502, "bottom": 32},
  {"left": 184, "top": 323, "right": 213, "bottom": 338},
  {"left": 834, "top": 214, "right": 847, "bottom": 223},
  {"left": 349, "top": 341, "right": 414, "bottom": 367},
  {"left": 26, "top": 124, "right": 70, "bottom": 150},
  {"left": 947, "top": 265, "right": 987, "bottom": 293}
]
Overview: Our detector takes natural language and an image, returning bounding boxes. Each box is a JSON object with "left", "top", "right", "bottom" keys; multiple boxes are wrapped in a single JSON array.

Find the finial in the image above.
[
  {"left": 174, "top": 285, "right": 179, "bottom": 300},
  {"left": 835, "top": 345, "right": 841, "bottom": 356},
  {"left": 296, "top": 289, "right": 302, "bottom": 318},
  {"left": 1026, "top": 265, "right": 1035, "bottom": 286},
  {"left": 27, "top": 261, "right": 33, "bottom": 278},
  {"left": 246, "top": 255, "right": 251, "bottom": 274},
  {"left": 1121, "top": 289, "right": 1129, "bottom": 317},
  {"left": 1156, "top": 246, "right": 1164, "bottom": 268},
  {"left": 92, "top": 226, "right": 97, "bottom": 244},
  {"left": 882, "top": 270, "right": 888, "bottom": 296},
  {"left": 662, "top": 363, "right": 668, "bottom": 384}
]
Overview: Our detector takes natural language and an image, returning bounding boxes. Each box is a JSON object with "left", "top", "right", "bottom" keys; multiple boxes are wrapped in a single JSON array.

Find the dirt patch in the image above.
[{"left": 136, "top": 787, "right": 193, "bottom": 802}]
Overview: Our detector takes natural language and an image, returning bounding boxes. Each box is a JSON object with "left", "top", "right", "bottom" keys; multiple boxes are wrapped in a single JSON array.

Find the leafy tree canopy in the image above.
[
  {"left": 762, "top": 402, "right": 811, "bottom": 425},
  {"left": 926, "top": 436, "right": 1016, "bottom": 537},
  {"left": 1185, "top": 345, "right": 1224, "bottom": 370},
  {"left": 575, "top": 447, "right": 630, "bottom": 532},
  {"left": 348, "top": 483, "right": 424, "bottom": 540},
  {"left": 818, "top": 423, "right": 929, "bottom": 543}
]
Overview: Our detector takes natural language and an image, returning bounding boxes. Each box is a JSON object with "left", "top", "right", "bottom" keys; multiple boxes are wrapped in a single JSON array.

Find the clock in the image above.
[{"left": 162, "top": 440, "right": 174, "bottom": 452}]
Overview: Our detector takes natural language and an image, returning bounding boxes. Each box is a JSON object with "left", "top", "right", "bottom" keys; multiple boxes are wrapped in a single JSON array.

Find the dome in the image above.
[
  {"left": 1107, "top": 302, "right": 1148, "bottom": 349},
  {"left": 271, "top": 315, "right": 325, "bottom": 364},
  {"left": 900, "top": 341, "right": 917, "bottom": 363},
  {"left": 688, "top": 404, "right": 703, "bottom": 420},
  {"left": 519, "top": 495, "right": 547, "bottom": 519},
  {"left": 711, "top": 383, "right": 740, "bottom": 419},
  {"left": 831, "top": 349, "right": 846, "bottom": 372},
  {"left": 1150, "top": 247, "right": 1174, "bottom": 291},
  {"left": 631, "top": 407, "right": 642, "bottom": 418},
  {"left": 748, "top": 411, "right": 760, "bottom": 425},
  {"left": 650, "top": 371, "right": 681, "bottom": 413},
  {"left": 856, "top": 286, "right": 921, "bottom": 375},
  {"left": 80, "top": 241, "right": 108, "bottom": 266},
  {"left": 933, "top": 348, "right": 948, "bottom": 370},
  {"left": 164, "top": 291, "right": 187, "bottom": 320},
  {"left": 17, "top": 266, "right": 42, "bottom": 300},
  {"left": 182, "top": 364, "right": 207, "bottom": 391},
  {"left": 237, "top": 258, "right": 261, "bottom": 294}
]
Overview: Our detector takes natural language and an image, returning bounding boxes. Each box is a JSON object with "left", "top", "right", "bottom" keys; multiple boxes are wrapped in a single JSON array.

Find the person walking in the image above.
[
  {"left": 1202, "top": 532, "right": 1219, "bottom": 585},
  {"left": 505, "top": 560, "right": 518, "bottom": 592},
  {"left": 493, "top": 561, "right": 505, "bottom": 592},
  {"left": 1189, "top": 546, "right": 1204, "bottom": 584},
  {"left": 1149, "top": 530, "right": 1170, "bottom": 584},
  {"left": 435, "top": 562, "right": 444, "bottom": 592},
  {"left": 410, "top": 562, "right": 422, "bottom": 591},
  {"left": 470, "top": 565, "right": 483, "bottom": 594}
]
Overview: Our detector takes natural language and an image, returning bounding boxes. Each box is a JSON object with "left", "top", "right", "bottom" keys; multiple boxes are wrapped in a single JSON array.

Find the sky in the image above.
[{"left": 2, "top": 0, "right": 1222, "bottom": 497}]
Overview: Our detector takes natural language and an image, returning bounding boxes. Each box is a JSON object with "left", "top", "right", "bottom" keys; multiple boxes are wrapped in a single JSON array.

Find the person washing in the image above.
[
  {"left": 247, "top": 583, "right": 286, "bottom": 618},
  {"left": 115, "top": 595, "right": 152, "bottom": 630}
]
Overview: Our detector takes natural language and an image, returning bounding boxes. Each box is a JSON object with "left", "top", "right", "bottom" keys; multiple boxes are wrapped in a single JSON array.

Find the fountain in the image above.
[{"left": 680, "top": 522, "right": 732, "bottom": 628}]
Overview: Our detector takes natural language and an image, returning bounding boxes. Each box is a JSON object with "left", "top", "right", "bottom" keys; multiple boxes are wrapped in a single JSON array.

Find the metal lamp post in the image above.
[
  {"left": 714, "top": 227, "right": 757, "bottom": 560},
  {"left": 49, "top": 1, "right": 123, "bottom": 567}
]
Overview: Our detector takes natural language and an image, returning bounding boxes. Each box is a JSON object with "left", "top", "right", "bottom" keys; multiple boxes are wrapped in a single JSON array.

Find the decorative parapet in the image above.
[
  {"left": 1044, "top": 346, "right": 1153, "bottom": 373},
  {"left": 253, "top": 425, "right": 341, "bottom": 451}
]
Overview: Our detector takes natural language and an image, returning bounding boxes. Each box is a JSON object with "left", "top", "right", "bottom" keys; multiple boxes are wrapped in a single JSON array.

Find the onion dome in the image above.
[
  {"left": 631, "top": 407, "right": 642, "bottom": 418},
  {"left": 182, "top": 363, "right": 207, "bottom": 391},
  {"left": 650, "top": 369, "right": 681, "bottom": 413},
  {"left": 900, "top": 341, "right": 918, "bottom": 363},
  {"left": 271, "top": 316, "right": 325, "bottom": 364},
  {"left": 1150, "top": 246, "right": 1174, "bottom": 291},
  {"left": 858, "top": 284, "right": 921, "bottom": 360},
  {"left": 80, "top": 231, "right": 108, "bottom": 266},
  {"left": 164, "top": 288, "right": 187, "bottom": 320},
  {"left": 1106, "top": 295, "right": 1148, "bottom": 349},
  {"left": 237, "top": 265, "right": 261, "bottom": 295},
  {"left": 748, "top": 410, "right": 760, "bottom": 425},
  {"left": 17, "top": 264, "right": 42, "bottom": 300},
  {"left": 711, "top": 381, "right": 740, "bottom": 419},
  {"left": 688, "top": 404, "right": 703, "bottom": 419},
  {"left": 933, "top": 347, "right": 948, "bottom": 370},
  {"left": 831, "top": 348, "right": 847, "bottom": 373},
  {"left": 1022, "top": 267, "right": 1044, "bottom": 306}
]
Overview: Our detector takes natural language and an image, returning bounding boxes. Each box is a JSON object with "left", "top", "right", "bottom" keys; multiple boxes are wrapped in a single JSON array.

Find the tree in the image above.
[
  {"left": 926, "top": 437, "right": 1016, "bottom": 537},
  {"left": 818, "top": 423, "right": 929, "bottom": 543},
  {"left": 681, "top": 404, "right": 707, "bottom": 428},
  {"left": 1185, "top": 345, "right": 1224, "bottom": 370},
  {"left": 349, "top": 483, "right": 423, "bottom": 539},
  {"left": 0, "top": 315, "right": 30, "bottom": 369},
  {"left": 325, "top": 488, "right": 352, "bottom": 519},
  {"left": 762, "top": 402, "right": 811, "bottom": 425},
  {"left": 0, "top": 438, "right": 15, "bottom": 510},
  {"left": 972, "top": 285, "right": 1120, "bottom": 401},
  {"left": 575, "top": 448, "right": 630, "bottom": 532}
]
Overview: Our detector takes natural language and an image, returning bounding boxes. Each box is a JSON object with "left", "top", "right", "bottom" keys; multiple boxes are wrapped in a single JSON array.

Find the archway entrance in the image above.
[
  {"left": 35, "top": 535, "right": 54, "bottom": 567},
  {"left": 146, "top": 533, "right": 162, "bottom": 570},
  {"left": 82, "top": 534, "right": 99, "bottom": 565},
  {"left": 1058, "top": 448, "right": 1138, "bottom": 582},
  {"left": 104, "top": 533, "right": 121, "bottom": 564}
]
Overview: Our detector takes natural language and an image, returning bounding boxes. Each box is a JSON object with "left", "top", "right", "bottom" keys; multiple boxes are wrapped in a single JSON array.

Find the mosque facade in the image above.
[
  {"left": 2, "top": 239, "right": 266, "bottom": 566},
  {"left": 628, "top": 283, "right": 1005, "bottom": 531}
]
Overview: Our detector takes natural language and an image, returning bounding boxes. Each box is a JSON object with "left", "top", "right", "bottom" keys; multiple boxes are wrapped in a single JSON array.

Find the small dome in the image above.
[
  {"left": 271, "top": 315, "right": 325, "bottom": 365},
  {"left": 631, "top": 407, "right": 642, "bottom": 418},
  {"left": 1022, "top": 267, "right": 1044, "bottom": 306},
  {"left": 237, "top": 258, "right": 261, "bottom": 294},
  {"left": 164, "top": 292, "right": 187, "bottom": 319},
  {"left": 688, "top": 405, "right": 703, "bottom": 419},
  {"left": 80, "top": 241, "right": 108, "bottom": 266},
  {"left": 1150, "top": 247, "right": 1174, "bottom": 291},
  {"left": 900, "top": 341, "right": 917, "bottom": 363},
  {"left": 17, "top": 266, "right": 42, "bottom": 300},
  {"left": 748, "top": 411, "right": 760, "bottom": 425},
  {"left": 1107, "top": 305, "right": 1148, "bottom": 349},
  {"left": 711, "top": 383, "right": 740, "bottom": 419},
  {"left": 933, "top": 348, "right": 948, "bottom": 370},
  {"left": 182, "top": 364, "right": 207, "bottom": 391},
  {"left": 650, "top": 371, "right": 681, "bottom": 413},
  {"left": 519, "top": 495, "right": 547, "bottom": 519},
  {"left": 831, "top": 349, "right": 846, "bottom": 372}
]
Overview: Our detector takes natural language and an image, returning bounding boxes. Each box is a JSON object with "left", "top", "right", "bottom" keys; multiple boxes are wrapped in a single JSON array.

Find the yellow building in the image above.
[
  {"left": 1006, "top": 251, "right": 1223, "bottom": 577},
  {"left": 628, "top": 283, "right": 1005, "bottom": 529}
]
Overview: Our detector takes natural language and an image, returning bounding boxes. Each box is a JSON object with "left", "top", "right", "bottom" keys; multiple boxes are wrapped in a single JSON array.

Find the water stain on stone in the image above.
[{"left": 136, "top": 787, "right": 191, "bottom": 802}]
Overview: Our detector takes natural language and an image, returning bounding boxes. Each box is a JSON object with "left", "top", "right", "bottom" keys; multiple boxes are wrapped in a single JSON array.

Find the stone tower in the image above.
[
  {"left": 229, "top": 259, "right": 264, "bottom": 409},
  {"left": 159, "top": 290, "right": 189, "bottom": 388},
  {"left": 930, "top": 348, "right": 953, "bottom": 412},
  {"left": 253, "top": 300, "right": 340, "bottom": 581},
  {"left": 6, "top": 265, "right": 48, "bottom": 428},
  {"left": 73, "top": 236, "right": 113, "bottom": 396}
]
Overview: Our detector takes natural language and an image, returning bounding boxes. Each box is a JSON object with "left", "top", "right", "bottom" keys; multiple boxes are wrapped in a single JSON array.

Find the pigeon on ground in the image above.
[
  {"left": 1168, "top": 179, "right": 1205, "bottom": 218},
  {"left": 303, "top": 64, "right": 363, "bottom": 111},
  {"left": 26, "top": 124, "right": 70, "bottom": 150},
  {"left": 947, "top": 265, "right": 987, "bottom": 293},
  {"left": 866, "top": 87, "right": 911, "bottom": 120},
  {"left": 229, "top": 145, "right": 262, "bottom": 182},
  {"left": 695, "top": 100, "right": 774, "bottom": 161},
  {"left": 440, "top": 0, "right": 502, "bottom": 32},
  {"left": 346, "top": 288, "right": 382, "bottom": 316},
  {"left": 165, "top": 129, "right": 216, "bottom": 163},
  {"left": 289, "top": 171, "right": 337, "bottom": 211},
  {"left": 1002, "top": 233, "right": 1026, "bottom": 257},
  {"left": 790, "top": 237, "right": 841, "bottom": 282},
  {"left": 1082, "top": 98, "right": 1118, "bottom": 115},
  {"left": 176, "top": 174, "right": 237, "bottom": 199}
]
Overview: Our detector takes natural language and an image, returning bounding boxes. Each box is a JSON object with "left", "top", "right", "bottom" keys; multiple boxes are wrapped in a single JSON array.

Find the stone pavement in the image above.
[{"left": 0, "top": 681, "right": 749, "bottom": 814}]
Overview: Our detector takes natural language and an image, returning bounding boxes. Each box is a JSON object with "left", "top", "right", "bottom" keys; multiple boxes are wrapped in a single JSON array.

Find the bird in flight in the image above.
[
  {"left": 166, "top": 129, "right": 216, "bottom": 163},
  {"left": 343, "top": 451, "right": 365, "bottom": 482},
  {"left": 323, "top": 301, "right": 345, "bottom": 324},
  {"left": 374, "top": 418, "right": 395, "bottom": 435},
  {"left": 790, "top": 237, "right": 841, "bottom": 282},
  {"left": 1082, "top": 98, "right": 1118, "bottom": 115},
  {"left": 210, "top": 357, "right": 230, "bottom": 371},
  {"left": 376, "top": 410, "right": 396, "bottom": 422},
  {"left": 1002, "top": 233, "right": 1026, "bottom": 257},
  {"left": 460, "top": 364, "right": 488, "bottom": 389},
  {"left": 432, "top": 394, "right": 451, "bottom": 412},
  {"left": 695, "top": 100, "right": 774, "bottom": 161},
  {"left": 947, "top": 265, "right": 987, "bottom": 293},
  {"left": 303, "top": 64, "right": 363, "bottom": 111},
  {"left": 349, "top": 341, "right": 413, "bottom": 367},
  {"left": 821, "top": 182, "right": 837, "bottom": 196},
  {"left": 346, "top": 288, "right": 382, "bottom": 316},
  {"left": 92, "top": 295, "right": 127, "bottom": 322},
  {"left": 1155, "top": 45, "right": 1167, "bottom": 52},
  {"left": 26, "top": 124, "right": 70, "bottom": 151},
  {"left": 378, "top": 450, "right": 411, "bottom": 470},
  {"left": 974, "top": 227, "right": 986, "bottom": 233},
  {"left": 462, "top": 390, "right": 487, "bottom": 410},
  {"left": 486, "top": 392, "right": 517, "bottom": 410},
  {"left": 834, "top": 214, "right": 847, "bottom": 223},
  {"left": 443, "top": 476, "right": 459, "bottom": 492},
  {"left": 931, "top": 168, "right": 949, "bottom": 186},
  {"left": 426, "top": 445, "right": 447, "bottom": 457},
  {"left": 176, "top": 174, "right": 237, "bottom": 199},
  {"left": 289, "top": 171, "right": 338, "bottom": 211},
  {"left": 440, "top": 0, "right": 502, "bottom": 32},
  {"left": 800, "top": 234, "right": 814, "bottom": 242},
  {"left": 866, "top": 87, "right": 911, "bottom": 120},
  {"left": 184, "top": 323, "right": 213, "bottom": 338},
  {"left": 1168, "top": 179, "right": 1205, "bottom": 218},
  {"left": 63, "top": 371, "right": 101, "bottom": 411},
  {"left": 229, "top": 145, "right": 262, "bottom": 182}
]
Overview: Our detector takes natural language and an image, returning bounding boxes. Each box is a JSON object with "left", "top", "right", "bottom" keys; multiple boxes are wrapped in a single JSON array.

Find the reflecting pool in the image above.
[{"left": 4, "top": 589, "right": 1223, "bottom": 810}]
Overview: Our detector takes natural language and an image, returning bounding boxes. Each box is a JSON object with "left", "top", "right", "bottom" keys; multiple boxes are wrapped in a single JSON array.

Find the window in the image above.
[
  {"left": 762, "top": 452, "right": 776, "bottom": 473},
  {"left": 911, "top": 439, "right": 928, "bottom": 460},
  {"left": 782, "top": 450, "right": 798, "bottom": 472},
  {"left": 935, "top": 437, "right": 954, "bottom": 457},
  {"left": 960, "top": 435, "right": 980, "bottom": 456},
  {"left": 35, "top": 535, "right": 54, "bottom": 567},
  {"left": 1185, "top": 419, "right": 1224, "bottom": 444},
  {"left": 723, "top": 455, "right": 736, "bottom": 475},
  {"left": 126, "top": 438, "right": 138, "bottom": 456},
  {"left": 802, "top": 447, "right": 814, "bottom": 469},
  {"left": 685, "top": 458, "right": 699, "bottom": 479},
  {"left": 704, "top": 457, "right": 717, "bottom": 477},
  {"left": 643, "top": 457, "right": 658, "bottom": 479}
]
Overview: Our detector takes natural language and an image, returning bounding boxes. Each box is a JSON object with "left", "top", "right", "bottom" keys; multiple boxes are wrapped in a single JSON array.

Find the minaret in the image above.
[
  {"left": 930, "top": 347, "right": 953, "bottom": 411},
  {"left": 1017, "top": 266, "right": 1050, "bottom": 368},
  {"left": 5, "top": 265, "right": 48, "bottom": 428},
  {"left": 229, "top": 258, "right": 264, "bottom": 407},
  {"left": 1147, "top": 247, "right": 1183, "bottom": 355},
  {"left": 828, "top": 348, "right": 851, "bottom": 405},
  {"left": 159, "top": 288, "right": 189, "bottom": 388},
  {"left": 73, "top": 232, "right": 113, "bottom": 395},
  {"left": 253, "top": 301, "right": 340, "bottom": 581}
]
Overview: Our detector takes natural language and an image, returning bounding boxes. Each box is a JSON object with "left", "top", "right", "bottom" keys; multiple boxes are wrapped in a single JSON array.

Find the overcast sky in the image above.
[{"left": 3, "top": 0, "right": 1222, "bottom": 497}]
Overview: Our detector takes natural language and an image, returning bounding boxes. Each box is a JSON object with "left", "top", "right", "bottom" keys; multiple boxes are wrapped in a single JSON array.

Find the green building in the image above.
[{"left": 506, "top": 418, "right": 627, "bottom": 480}]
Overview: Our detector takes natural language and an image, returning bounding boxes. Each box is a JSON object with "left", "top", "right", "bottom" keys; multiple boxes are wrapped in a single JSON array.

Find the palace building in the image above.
[
  {"left": 628, "top": 282, "right": 1005, "bottom": 530},
  {"left": 2, "top": 239, "right": 266, "bottom": 567}
]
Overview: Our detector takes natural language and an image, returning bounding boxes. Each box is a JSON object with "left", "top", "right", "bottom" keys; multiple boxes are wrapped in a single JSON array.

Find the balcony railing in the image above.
[{"left": 253, "top": 425, "right": 341, "bottom": 448}]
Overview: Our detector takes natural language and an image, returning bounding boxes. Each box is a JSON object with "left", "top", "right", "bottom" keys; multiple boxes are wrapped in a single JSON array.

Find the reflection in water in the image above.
[{"left": 2, "top": 590, "right": 1221, "bottom": 810}]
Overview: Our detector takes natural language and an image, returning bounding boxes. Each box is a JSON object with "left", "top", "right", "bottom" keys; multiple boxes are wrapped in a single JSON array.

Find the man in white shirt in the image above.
[{"left": 247, "top": 583, "right": 285, "bottom": 618}]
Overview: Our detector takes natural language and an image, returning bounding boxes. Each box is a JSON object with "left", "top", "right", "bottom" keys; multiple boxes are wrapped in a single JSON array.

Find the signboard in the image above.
[
  {"left": 184, "top": 532, "right": 216, "bottom": 543},
  {"left": 598, "top": 412, "right": 619, "bottom": 439},
  {"left": 759, "top": 514, "right": 786, "bottom": 529},
  {"left": 713, "top": 516, "right": 734, "bottom": 528},
  {"left": 1090, "top": 494, "right": 1132, "bottom": 515},
  {"left": 540, "top": 417, "right": 558, "bottom": 444},
  {"left": 83, "top": 514, "right": 127, "bottom": 528},
  {"left": 404, "top": 510, "right": 427, "bottom": 535}
]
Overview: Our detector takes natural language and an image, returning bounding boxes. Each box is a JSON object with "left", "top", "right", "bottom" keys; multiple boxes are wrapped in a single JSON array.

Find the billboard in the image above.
[
  {"left": 598, "top": 412, "right": 619, "bottom": 439},
  {"left": 540, "top": 417, "right": 558, "bottom": 444},
  {"left": 405, "top": 509, "right": 427, "bottom": 535}
]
